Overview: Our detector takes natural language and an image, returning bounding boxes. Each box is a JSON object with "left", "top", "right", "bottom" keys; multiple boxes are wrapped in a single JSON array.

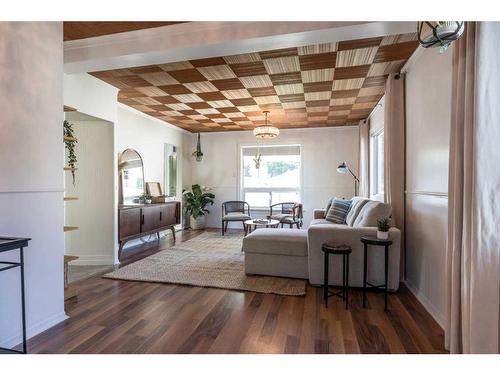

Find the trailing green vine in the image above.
[{"left": 63, "top": 120, "right": 77, "bottom": 186}]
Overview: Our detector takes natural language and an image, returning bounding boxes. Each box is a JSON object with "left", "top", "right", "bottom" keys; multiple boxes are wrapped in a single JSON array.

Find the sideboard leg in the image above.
[{"left": 171, "top": 227, "right": 176, "bottom": 242}]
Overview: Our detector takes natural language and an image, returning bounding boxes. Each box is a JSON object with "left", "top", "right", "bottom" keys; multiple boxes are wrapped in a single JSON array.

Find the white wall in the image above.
[
  {"left": 0, "top": 22, "right": 67, "bottom": 348},
  {"left": 404, "top": 46, "right": 453, "bottom": 327},
  {"left": 189, "top": 126, "right": 359, "bottom": 228},
  {"left": 64, "top": 74, "right": 191, "bottom": 262},
  {"left": 64, "top": 117, "right": 115, "bottom": 265}
]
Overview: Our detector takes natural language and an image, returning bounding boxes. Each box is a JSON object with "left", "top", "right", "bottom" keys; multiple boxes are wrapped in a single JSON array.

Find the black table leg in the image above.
[
  {"left": 384, "top": 245, "right": 389, "bottom": 311},
  {"left": 345, "top": 253, "right": 350, "bottom": 310},
  {"left": 323, "top": 251, "right": 329, "bottom": 308},
  {"left": 363, "top": 243, "right": 367, "bottom": 308},
  {"left": 20, "top": 247, "right": 27, "bottom": 354},
  {"left": 342, "top": 254, "right": 346, "bottom": 301}
]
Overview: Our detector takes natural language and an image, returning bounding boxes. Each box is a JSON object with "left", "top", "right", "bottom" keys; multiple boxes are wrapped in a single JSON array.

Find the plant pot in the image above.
[
  {"left": 145, "top": 199, "right": 152, "bottom": 204},
  {"left": 190, "top": 215, "right": 206, "bottom": 230},
  {"left": 377, "top": 230, "right": 389, "bottom": 240}
]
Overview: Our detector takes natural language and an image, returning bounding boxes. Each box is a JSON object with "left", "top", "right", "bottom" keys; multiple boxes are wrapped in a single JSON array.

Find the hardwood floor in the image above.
[{"left": 27, "top": 229, "right": 446, "bottom": 354}]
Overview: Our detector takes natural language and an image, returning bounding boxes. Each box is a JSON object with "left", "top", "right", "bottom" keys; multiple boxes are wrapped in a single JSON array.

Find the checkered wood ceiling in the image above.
[{"left": 90, "top": 32, "right": 419, "bottom": 132}]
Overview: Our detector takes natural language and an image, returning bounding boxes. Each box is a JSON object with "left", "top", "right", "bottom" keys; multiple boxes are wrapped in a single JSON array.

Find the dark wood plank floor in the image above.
[{"left": 26, "top": 229, "right": 447, "bottom": 354}]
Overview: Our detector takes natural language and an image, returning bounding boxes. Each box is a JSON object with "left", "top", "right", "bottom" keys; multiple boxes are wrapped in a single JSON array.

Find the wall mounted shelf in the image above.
[
  {"left": 64, "top": 226, "right": 79, "bottom": 232},
  {"left": 63, "top": 136, "right": 78, "bottom": 142},
  {"left": 63, "top": 166, "right": 77, "bottom": 171},
  {"left": 63, "top": 197, "right": 79, "bottom": 201}
]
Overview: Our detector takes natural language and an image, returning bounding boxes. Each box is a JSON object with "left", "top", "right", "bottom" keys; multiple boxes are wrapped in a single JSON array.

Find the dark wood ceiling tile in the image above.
[
  {"left": 330, "top": 105, "right": 353, "bottom": 111},
  {"left": 259, "top": 47, "right": 299, "bottom": 59},
  {"left": 168, "top": 69, "right": 207, "bottom": 83},
  {"left": 189, "top": 57, "right": 227, "bottom": 67},
  {"left": 337, "top": 37, "right": 383, "bottom": 51},
  {"left": 197, "top": 91, "right": 227, "bottom": 101},
  {"left": 211, "top": 78, "right": 245, "bottom": 90},
  {"left": 229, "top": 61, "right": 267, "bottom": 77},
  {"left": 153, "top": 95, "right": 181, "bottom": 104},
  {"left": 128, "top": 65, "right": 164, "bottom": 74},
  {"left": 356, "top": 95, "right": 383, "bottom": 103},
  {"left": 187, "top": 101, "right": 213, "bottom": 109},
  {"left": 299, "top": 52, "right": 336, "bottom": 70},
  {"left": 279, "top": 94, "right": 305, "bottom": 103},
  {"left": 217, "top": 106, "right": 239, "bottom": 113},
  {"left": 331, "top": 89, "right": 360, "bottom": 99},
  {"left": 306, "top": 100, "right": 331, "bottom": 107},
  {"left": 117, "top": 75, "right": 152, "bottom": 88},
  {"left": 247, "top": 87, "right": 277, "bottom": 97},
  {"left": 334, "top": 65, "right": 370, "bottom": 80},
  {"left": 269, "top": 72, "right": 302, "bottom": 85},
  {"left": 157, "top": 84, "right": 192, "bottom": 95},
  {"left": 303, "top": 81, "right": 333, "bottom": 93},
  {"left": 363, "top": 75, "right": 388, "bottom": 87},
  {"left": 373, "top": 41, "right": 419, "bottom": 63},
  {"left": 230, "top": 98, "right": 257, "bottom": 106}
]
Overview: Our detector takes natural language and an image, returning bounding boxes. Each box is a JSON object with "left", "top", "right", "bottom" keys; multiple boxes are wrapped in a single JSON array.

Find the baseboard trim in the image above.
[
  {"left": 67, "top": 254, "right": 114, "bottom": 266},
  {"left": 404, "top": 279, "right": 445, "bottom": 329},
  {"left": 0, "top": 310, "right": 68, "bottom": 349}
]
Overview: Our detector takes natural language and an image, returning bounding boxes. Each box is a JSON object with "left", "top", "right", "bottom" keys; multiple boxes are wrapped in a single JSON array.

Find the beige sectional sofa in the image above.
[{"left": 242, "top": 197, "right": 402, "bottom": 291}]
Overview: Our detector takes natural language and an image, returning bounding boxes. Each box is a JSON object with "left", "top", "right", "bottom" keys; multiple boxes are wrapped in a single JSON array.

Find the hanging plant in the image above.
[
  {"left": 254, "top": 150, "right": 262, "bottom": 169},
  {"left": 63, "top": 120, "right": 78, "bottom": 186},
  {"left": 192, "top": 132, "right": 203, "bottom": 162}
]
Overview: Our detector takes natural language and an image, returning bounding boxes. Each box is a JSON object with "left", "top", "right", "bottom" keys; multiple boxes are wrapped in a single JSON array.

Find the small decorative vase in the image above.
[
  {"left": 145, "top": 199, "right": 152, "bottom": 204},
  {"left": 190, "top": 215, "right": 206, "bottom": 230},
  {"left": 377, "top": 230, "right": 389, "bottom": 240}
]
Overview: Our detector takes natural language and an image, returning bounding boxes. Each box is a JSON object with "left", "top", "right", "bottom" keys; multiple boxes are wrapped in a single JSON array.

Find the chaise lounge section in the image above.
[{"left": 242, "top": 197, "right": 401, "bottom": 291}]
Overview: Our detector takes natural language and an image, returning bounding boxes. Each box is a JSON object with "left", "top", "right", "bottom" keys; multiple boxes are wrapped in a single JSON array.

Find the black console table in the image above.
[{"left": 0, "top": 237, "right": 31, "bottom": 354}]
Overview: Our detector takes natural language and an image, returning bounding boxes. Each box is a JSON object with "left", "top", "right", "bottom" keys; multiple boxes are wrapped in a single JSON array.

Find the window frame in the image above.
[
  {"left": 238, "top": 143, "right": 303, "bottom": 211},
  {"left": 370, "top": 128, "right": 385, "bottom": 200}
]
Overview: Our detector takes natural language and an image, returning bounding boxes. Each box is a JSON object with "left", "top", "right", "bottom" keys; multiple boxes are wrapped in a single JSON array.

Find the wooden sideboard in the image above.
[{"left": 118, "top": 201, "right": 180, "bottom": 261}]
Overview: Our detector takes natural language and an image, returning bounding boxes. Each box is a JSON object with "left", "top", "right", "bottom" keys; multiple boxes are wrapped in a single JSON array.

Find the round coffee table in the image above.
[{"left": 244, "top": 219, "right": 280, "bottom": 236}]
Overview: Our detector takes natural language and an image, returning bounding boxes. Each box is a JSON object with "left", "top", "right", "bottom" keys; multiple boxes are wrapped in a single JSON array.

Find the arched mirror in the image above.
[{"left": 119, "top": 149, "right": 145, "bottom": 204}]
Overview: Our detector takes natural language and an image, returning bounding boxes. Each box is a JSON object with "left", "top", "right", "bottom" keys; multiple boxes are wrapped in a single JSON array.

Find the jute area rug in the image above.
[{"left": 103, "top": 231, "right": 306, "bottom": 296}]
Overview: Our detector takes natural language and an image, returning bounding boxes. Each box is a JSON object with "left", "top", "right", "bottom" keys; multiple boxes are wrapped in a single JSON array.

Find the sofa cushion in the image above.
[
  {"left": 242, "top": 228, "right": 308, "bottom": 257},
  {"left": 352, "top": 200, "right": 392, "bottom": 227},
  {"left": 346, "top": 197, "right": 370, "bottom": 226},
  {"left": 325, "top": 198, "right": 352, "bottom": 224},
  {"left": 324, "top": 197, "right": 334, "bottom": 218}
]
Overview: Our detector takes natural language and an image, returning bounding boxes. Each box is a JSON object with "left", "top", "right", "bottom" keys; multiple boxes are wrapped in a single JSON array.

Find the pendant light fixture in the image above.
[{"left": 253, "top": 111, "right": 279, "bottom": 139}]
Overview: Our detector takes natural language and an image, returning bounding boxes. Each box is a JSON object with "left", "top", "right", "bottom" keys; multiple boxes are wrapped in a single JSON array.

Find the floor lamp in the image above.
[{"left": 337, "top": 162, "right": 359, "bottom": 196}]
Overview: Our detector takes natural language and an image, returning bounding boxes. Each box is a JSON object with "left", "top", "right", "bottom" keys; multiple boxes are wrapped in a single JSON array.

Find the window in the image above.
[
  {"left": 240, "top": 145, "right": 301, "bottom": 209},
  {"left": 370, "top": 129, "right": 384, "bottom": 197}
]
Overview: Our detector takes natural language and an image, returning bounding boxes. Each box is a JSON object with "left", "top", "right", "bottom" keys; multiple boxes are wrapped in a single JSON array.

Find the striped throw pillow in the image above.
[{"left": 325, "top": 198, "right": 352, "bottom": 224}]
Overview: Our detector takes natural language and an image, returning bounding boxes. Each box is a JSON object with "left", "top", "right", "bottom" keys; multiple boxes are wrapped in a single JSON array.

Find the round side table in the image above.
[
  {"left": 360, "top": 235, "right": 393, "bottom": 311},
  {"left": 321, "top": 242, "right": 352, "bottom": 310}
]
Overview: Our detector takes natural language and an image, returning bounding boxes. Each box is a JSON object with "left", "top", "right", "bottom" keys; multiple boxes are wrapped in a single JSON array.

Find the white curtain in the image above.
[
  {"left": 446, "top": 22, "right": 500, "bottom": 354},
  {"left": 358, "top": 119, "right": 370, "bottom": 198},
  {"left": 384, "top": 73, "right": 406, "bottom": 277}
]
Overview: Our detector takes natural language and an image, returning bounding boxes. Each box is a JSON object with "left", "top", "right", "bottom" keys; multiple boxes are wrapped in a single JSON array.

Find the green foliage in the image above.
[
  {"left": 139, "top": 193, "right": 152, "bottom": 203},
  {"left": 253, "top": 151, "right": 262, "bottom": 169},
  {"left": 63, "top": 120, "right": 77, "bottom": 186},
  {"left": 266, "top": 161, "right": 298, "bottom": 178},
  {"left": 377, "top": 217, "right": 390, "bottom": 232},
  {"left": 183, "top": 184, "right": 215, "bottom": 219},
  {"left": 244, "top": 164, "right": 251, "bottom": 177}
]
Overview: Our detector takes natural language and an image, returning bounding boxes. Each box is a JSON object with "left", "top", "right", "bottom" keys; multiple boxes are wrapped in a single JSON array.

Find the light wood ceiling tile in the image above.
[
  {"left": 335, "top": 46, "right": 378, "bottom": 67},
  {"left": 239, "top": 75, "right": 273, "bottom": 88},
  {"left": 262, "top": 56, "right": 301, "bottom": 74},
  {"left": 198, "top": 65, "right": 236, "bottom": 80},
  {"left": 183, "top": 81, "right": 218, "bottom": 93},
  {"left": 332, "top": 78, "right": 364, "bottom": 91},
  {"left": 298, "top": 42, "right": 336, "bottom": 55},
  {"left": 223, "top": 52, "right": 262, "bottom": 64},
  {"left": 221, "top": 89, "right": 251, "bottom": 100},
  {"left": 274, "top": 83, "right": 304, "bottom": 96},
  {"left": 301, "top": 68, "right": 335, "bottom": 83}
]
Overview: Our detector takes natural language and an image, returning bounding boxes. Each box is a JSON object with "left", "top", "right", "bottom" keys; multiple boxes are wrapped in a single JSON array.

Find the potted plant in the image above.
[
  {"left": 183, "top": 184, "right": 215, "bottom": 230},
  {"left": 376, "top": 217, "right": 390, "bottom": 240},
  {"left": 139, "top": 193, "right": 152, "bottom": 204}
]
